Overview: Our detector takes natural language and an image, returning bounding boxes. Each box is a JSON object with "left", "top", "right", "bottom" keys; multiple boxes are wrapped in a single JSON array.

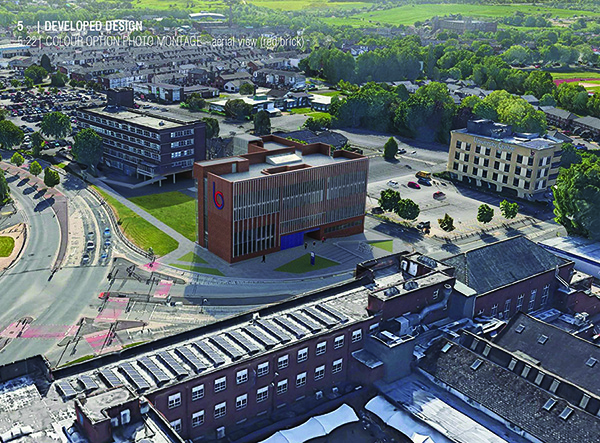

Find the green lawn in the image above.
[
  {"left": 322, "top": 3, "right": 598, "bottom": 27},
  {"left": 170, "top": 263, "right": 225, "bottom": 276},
  {"left": 550, "top": 71, "right": 600, "bottom": 79},
  {"left": 129, "top": 192, "right": 197, "bottom": 242},
  {"left": 314, "top": 91, "right": 342, "bottom": 97},
  {"left": 274, "top": 253, "right": 339, "bottom": 274},
  {"left": 368, "top": 240, "right": 393, "bottom": 253},
  {"left": 0, "top": 236, "right": 15, "bottom": 257},
  {"left": 93, "top": 186, "right": 179, "bottom": 257},
  {"left": 177, "top": 251, "right": 208, "bottom": 264},
  {"left": 289, "top": 107, "right": 313, "bottom": 115},
  {"left": 134, "top": 0, "right": 222, "bottom": 10},
  {"left": 250, "top": 0, "right": 372, "bottom": 11}
]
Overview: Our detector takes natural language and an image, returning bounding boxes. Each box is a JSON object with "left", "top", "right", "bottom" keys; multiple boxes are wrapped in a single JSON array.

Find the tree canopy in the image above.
[
  {"left": 253, "top": 110, "right": 271, "bottom": 136},
  {"left": 500, "top": 200, "right": 519, "bottom": 219},
  {"left": 10, "top": 152, "right": 24, "bottom": 167},
  {"left": 40, "top": 112, "right": 71, "bottom": 139},
  {"left": 438, "top": 213, "right": 455, "bottom": 232},
  {"left": 43, "top": 167, "right": 60, "bottom": 188},
  {"left": 224, "top": 99, "right": 253, "bottom": 120},
  {"left": 0, "top": 120, "right": 24, "bottom": 149},
  {"left": 383, "top": 137, "right": 398, "bottom": 160},
  {"left": 73, "top": 128, "right": 103, "bottom": 169},
  {"left": 477, "top": 204, "right": 494, "bottom": 224}
]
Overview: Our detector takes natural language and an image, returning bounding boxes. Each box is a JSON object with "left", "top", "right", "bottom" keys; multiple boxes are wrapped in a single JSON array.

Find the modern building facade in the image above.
[
  {"left": 448, "top": 119, "right": 564, "bottom": 199},
  {"left": 77, "top": 90, "right": 206, "bottom": 180},
  {"left": 193, "top": 135, "right": 368, "bottom": 263}
]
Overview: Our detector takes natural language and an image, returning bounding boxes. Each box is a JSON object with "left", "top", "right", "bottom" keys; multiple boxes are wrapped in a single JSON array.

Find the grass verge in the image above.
[
  {"left": 0, "top": 236, "right": 15, "bottom": 257},
  {"left": 368, "top": 240, "right": 394, "bottom": 252},
  {"left": 92, "top": 186, "right": 179, "bottom": 256},
  {"left": 129, "top": 191, "right": 197, "bottom": 242},
  {"left": 274, "top": 253, "right": 339, "bottom": 274},
  {"left": 177, "top": 251, "right": 208, "bottom": 264},
  {"left": 170, "top": 263, "right": 225, "bottom": 276}
]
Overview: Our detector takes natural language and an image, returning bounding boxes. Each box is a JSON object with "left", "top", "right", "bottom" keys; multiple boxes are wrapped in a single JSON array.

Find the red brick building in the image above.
[{"left": 193, "top": 135, "right": 368, "bottom": 263}]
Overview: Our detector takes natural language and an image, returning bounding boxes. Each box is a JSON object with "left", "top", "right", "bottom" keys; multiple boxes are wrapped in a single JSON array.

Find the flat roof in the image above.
[
  {"left": 83, "top": 106, "right": 200, "bottom": 130},
  {"left": 220, "top": 149, "right": 352, "bottom": 182},
  {"left": 453, "top": 128, "right": 563, "bottom": 151}
]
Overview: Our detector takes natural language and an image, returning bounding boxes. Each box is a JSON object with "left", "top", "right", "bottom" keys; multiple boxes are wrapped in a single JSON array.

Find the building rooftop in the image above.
[
  {"left": 219, "top": 149, "right": 352, "bottom": 182},
  {"left": 443, "top": 237, "right": 569, "bottom": 295},
  {"left": 420, "top": 338, "right": 600, "bottom": 443},
  {"left": 82, "top": 106, "right": 200, "bottom": 130},
  {"left": 494, "top": 312, "right": 600, "bottom": 397},
  {"left": 454, "top": 119, "right": 564, "bottom": 151}
]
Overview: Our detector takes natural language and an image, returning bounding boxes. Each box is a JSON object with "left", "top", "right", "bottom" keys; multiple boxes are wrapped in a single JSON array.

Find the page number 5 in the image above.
[{"left": 17, "top": 21, "right": 23, "bottom": 31}]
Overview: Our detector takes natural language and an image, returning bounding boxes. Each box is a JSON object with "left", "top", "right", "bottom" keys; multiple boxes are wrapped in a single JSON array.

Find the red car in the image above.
[{"left": 407, "top": 181, "right": 421, "bottom": 189}]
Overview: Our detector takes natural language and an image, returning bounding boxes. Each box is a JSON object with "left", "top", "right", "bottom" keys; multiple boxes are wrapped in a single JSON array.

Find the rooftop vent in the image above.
[
  {"left": 441, "top": 343, "right": 453, "bottom": 353},
  {"left": 383, "top": 286, "right": 400, "bottom": 297},
  {"left": 586, "top": 357, "right": 597, "bottom": 368},
  {"left": 470, "top": 359, "right": 483, "bottom": 371},
  {"left": 159, "top": 121, "right": 165, "bottom": 126},
  {"left": 542, "top": 398, "right": 557, "bottom": 411},
  {"left": 559, "top": 407, "right": 573, "bottom": 420},
  {"left": 515, "top": 324, "right": 526, "bottom": 334},
  {"left": 403, "top": 280, "right": 418, "bottom": 291},
  {"left": 537, "top": 335, "right": 549, "bottom": 345}
]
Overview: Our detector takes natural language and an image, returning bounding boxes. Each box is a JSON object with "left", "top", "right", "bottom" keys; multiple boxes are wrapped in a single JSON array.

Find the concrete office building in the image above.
[
  {"left": 448, "top": 119, "right": 564, "bottom": 199},
  {"left": 77, "top": 90, "right": 206, "bottom": 181},
  {"left": 193, "top": 135, "right": 368, "bottom": 263}
]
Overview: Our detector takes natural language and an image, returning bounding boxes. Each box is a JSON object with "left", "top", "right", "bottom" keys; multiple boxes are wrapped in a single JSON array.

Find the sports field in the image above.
[
  {"left": 322, "top": 3, "right": 598, "bottom": 27},
  {"left": 250, "top": 0, "right": 371, "bottom": 11},
  {"left": 133, "top": 0, "right": 223, "bottom": 10}
]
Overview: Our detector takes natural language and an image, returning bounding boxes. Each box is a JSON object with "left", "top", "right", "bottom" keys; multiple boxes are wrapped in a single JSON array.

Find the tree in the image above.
[
  {"left": 10, "top": 152, "right": 24, "bottom": 167},
  {"left": 43, "top": 167, "right": 60, "bottom": 188},
  {"left": 438, "top": 213, "right": 455, "bottom": 232},
  {"left": 396, "top": 198, "right": 420, "bottom": 220},
  {"left": 383, "top": 137, "right": 398, "bottom": 160},
  {"left": 0, "top": 169, "right": 10, "bottom": 205},
  {"left": 40, "top": 54, "right": 52, "bottom": 73},
  {"left": 73, "top": 128, "right": 103, "bottom": 170},
  {"left": 40, "top": 112, "right": 71, "bottom": 139},
  {"left": 539, "top": 93, "right": 556, "bottom": 107},
  {"left": 253, "top": 110, "right": 271, "bottom": 136},
  {"left": 378, "top": 189, "right": 401, "bottom": 213},
  {"left": 0, "top": 120, "right": 24, "bottom": 149},
  {"left": 0, "top": 108, "right": 8, "bottom": 121},
  {"left": 239, "top": 82, "right": 255, "bottom": 95},
  {"left": 202, "top": 117, "right": 221, "bottom": 158},
  {"left": 184, "top": 93, "right": 206, "bottom": 112},
  {"left": 31, "top": 132, "right": 45, "bottom": 157},
  {"left": 523, "top": 71, "right": 555, "bottom": 99},
  {"left": 477, "top": 204, "right": 494, "bottom": 224},
  {"left": 304, "top": 115, "right": 331, "bottom": 131},
  {"left": 50, "top": 72, "right": 67, "bottom": 87},
  {"left": 29, "top": 161, "right": 42, "bottom": 178},
  {"left": 224, "top": 99, "right": 253, "bottom": 120},
  {"left": 24, "top": 65, "right": 47, "bottom": 84},
  {"left": 500, "top": 199, "right": 519, "bottom": 219},
  {"left": 553, "top": 157, "right": 600, "bottom": 239}
]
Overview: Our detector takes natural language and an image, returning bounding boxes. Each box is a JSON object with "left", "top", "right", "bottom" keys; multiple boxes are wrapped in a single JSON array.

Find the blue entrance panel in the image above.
[{"left": 280, "top": 232, "right": 304, "bottom": 250}]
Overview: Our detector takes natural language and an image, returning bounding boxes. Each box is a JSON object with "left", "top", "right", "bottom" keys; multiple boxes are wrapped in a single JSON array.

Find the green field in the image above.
[
  {"left": 170, "top": 263, "right": 225, "bottom": 276},
  {"left": 322, "top": 3, "right": 598, "bottom": 27},
  {"left": 133, "top": 0, "right": 223, "bottom": 10},
  {"left": 274, "top": 253, "right": 339, "bottom": 274},
  {"left": 250, "top": 1, "right": 372, "bottom": 11},
  {"left": 0, "top": 236, "right": 15, "bottom": 257},
  {"left": 129, "top": 192, "right": 197, "bottom": 242},
  {"left": 93, "top": 187, "right": 179, "bottom": 257},
  {"left": 550, "top": 71, "right": 600, "bottom": 80}
]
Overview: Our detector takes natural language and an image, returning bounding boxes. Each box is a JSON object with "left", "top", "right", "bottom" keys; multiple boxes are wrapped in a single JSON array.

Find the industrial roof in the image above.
[
  {"left": 494, "top": 312, "right": 600, "bottom": 397},
  {"left": 83, "top": 107, "right": 200, "bottom": 130},
  {"left": 443, "top": 237, "right": 569, "bottom": 295},
  {"left": 420, "top": 338, "right": 600, "bottom": 443}
]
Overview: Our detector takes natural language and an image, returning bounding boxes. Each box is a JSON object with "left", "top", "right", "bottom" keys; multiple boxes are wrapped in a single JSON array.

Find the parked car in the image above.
[
  {"left": 82, "top": 253, "right": 90, "bottom": 264},
  {"left": 104, "top": 227, "right": 111, "bottom": 237},
  {"left": 433, "top": 191, "right": 446, "bottom": 199},
  {"left": 417, "top": 221, "right": 431, "bottom": 230},
  {"left": 86, "top": 240, "right": 95, "bottom": 251},
  {"left": 418, "top": 177, "right": 432, "bottom": 186},
  {"left": 398, "top": 148, "right": 407, "bottom": 155},
  {"left": 387, "top": 180, "right": 399, "bottom": 188},
  {"left": 371, "top": 207, "right": 384, "bottom": 214},
  {"left": 407, "top": 181, "right": 421, "bottom": 189}
]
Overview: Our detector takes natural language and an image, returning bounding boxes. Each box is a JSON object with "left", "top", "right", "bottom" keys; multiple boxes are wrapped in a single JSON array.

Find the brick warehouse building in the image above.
[
  {"left": 193, "top": 135, "right": 368, "bottom": 263},
  {"left": 1, "top": 239, "right": 597, "bottom": 443},
  {"left": 77, "top": 90, "right": 206, "bottom": 181}
]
